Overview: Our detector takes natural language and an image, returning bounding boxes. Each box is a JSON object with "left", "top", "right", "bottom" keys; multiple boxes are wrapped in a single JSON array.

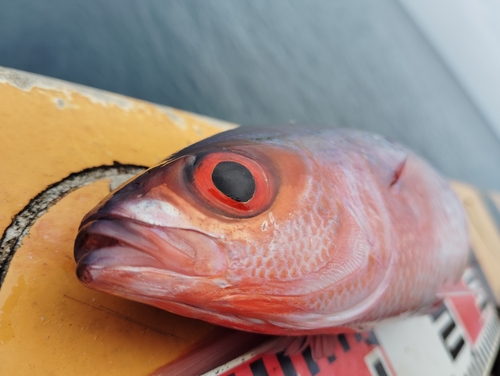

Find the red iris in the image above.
[{"left": 188, "top": 151, "right": 275, "bottom": 218}]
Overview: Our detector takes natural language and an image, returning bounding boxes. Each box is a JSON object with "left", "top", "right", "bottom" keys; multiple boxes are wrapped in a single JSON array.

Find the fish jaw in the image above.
[{"left": 74, "top": 216, "right": 228, "bottom": 297}]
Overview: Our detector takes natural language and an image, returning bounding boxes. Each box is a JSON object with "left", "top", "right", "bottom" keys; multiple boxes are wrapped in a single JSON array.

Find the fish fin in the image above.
[
  {"left": 308, "top": 334, "right": 338, "bottom": 359},
  {"left": 436, "top": 284, "right": 474, "bottom": 298},
  {"left": 150, "top": 327, "right": 271, "bottom": 376},
  {"left": 241, "top": 335, "right": 306, "bottom": 357},
  {"left": 282, "top": 336, "right": 309, "bottom": 356},
  {"left": 264, "top": 335, "right": 338, "bottom": 359}
]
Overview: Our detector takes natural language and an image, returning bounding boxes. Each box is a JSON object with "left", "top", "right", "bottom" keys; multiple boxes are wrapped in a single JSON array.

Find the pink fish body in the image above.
[{"left": 75, "top": 127, "right": 469, "bottom": 336}]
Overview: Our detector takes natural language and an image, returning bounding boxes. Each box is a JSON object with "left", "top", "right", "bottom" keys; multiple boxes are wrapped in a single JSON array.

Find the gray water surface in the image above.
[{"left": 1, "top": 0, "right": 499, "bottom": 190}]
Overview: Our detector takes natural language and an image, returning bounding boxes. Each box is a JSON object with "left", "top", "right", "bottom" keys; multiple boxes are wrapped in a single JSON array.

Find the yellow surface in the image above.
[
  {"left": 451, "top": 181, "right": 500, "bottom": 303},
  {"left": 0, "top": 68, "right": 235, "bottom": 375},
  {"left": 491, "top": 192, "right": 500, "bottom": 218}
]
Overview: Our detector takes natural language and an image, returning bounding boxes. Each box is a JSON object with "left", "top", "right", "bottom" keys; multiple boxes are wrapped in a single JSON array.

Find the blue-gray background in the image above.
[{"left": 1, "top": 0, "right": 499, "bottom": 190}]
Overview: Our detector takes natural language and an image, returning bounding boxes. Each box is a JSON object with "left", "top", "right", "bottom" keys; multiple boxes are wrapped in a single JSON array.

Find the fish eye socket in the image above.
[
  {"left": 187, "top": 151, "right": 275, "bottom": 218},
  {"left": 211, "top": 161, "right": 255, "bottom": 202}
]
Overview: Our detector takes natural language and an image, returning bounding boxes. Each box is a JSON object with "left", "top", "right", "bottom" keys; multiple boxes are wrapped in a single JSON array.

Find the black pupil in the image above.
[{"left": 211, "top": 161, "right": 256, "bottom": 202}]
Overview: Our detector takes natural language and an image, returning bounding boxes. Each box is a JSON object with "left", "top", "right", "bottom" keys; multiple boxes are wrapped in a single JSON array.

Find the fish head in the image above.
[{"left": 75, "top": 138, "right": 312, "bottom": 331}]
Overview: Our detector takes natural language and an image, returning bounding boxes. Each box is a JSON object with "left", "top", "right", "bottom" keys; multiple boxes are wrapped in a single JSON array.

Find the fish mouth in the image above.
[{"left": 74, "top": 216, "right": 227, "bottom": 284}]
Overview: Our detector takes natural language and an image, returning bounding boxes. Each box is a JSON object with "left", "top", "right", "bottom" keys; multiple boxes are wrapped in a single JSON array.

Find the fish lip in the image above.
[
  {"left": 74, "top": 215, "right": 227, "bottom": 278},
  {"left": 75, "top": 248, "right": 177, "bottom": 286},
  {"left": 74, "top": 215, "right": 159, "bottom": 263}
]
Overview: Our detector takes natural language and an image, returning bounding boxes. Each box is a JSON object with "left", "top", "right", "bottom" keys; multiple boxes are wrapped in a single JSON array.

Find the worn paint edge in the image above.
[
  {"left": 0, "top": 66, "right": 137, "bottom": 110},
  {"left": 0, "top": 66, "right": 237, "bottom": 131},
  {"left": 0, "top": 163, "right": 147, "bottom": 287}
]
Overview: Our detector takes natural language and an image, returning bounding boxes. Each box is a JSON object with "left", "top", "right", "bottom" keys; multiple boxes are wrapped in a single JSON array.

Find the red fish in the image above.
[{"left": 74, "top": 127, "right": 468, "bottom": 340}]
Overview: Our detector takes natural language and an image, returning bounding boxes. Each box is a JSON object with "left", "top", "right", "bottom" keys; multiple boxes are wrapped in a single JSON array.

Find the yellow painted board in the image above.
[
  {"left": 451, "top": 181, "right": 500, "bottom": 304},
  {"left": 0, "top": 67, "right": 236, "bottom": 375}
]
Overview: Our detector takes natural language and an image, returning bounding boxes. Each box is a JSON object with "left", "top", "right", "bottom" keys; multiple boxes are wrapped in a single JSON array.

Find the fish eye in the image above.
[
  {"left": 187, "top": 151, "right": 275, "bottom": 218},
  {"left": 211, "top": 161, "right": 256, "bottom": 202}
]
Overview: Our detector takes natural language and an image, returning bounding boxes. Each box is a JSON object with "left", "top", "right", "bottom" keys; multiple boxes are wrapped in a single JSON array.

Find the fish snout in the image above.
[{"left": 74, "top": 217, "right": 227, "bottom": 283}]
